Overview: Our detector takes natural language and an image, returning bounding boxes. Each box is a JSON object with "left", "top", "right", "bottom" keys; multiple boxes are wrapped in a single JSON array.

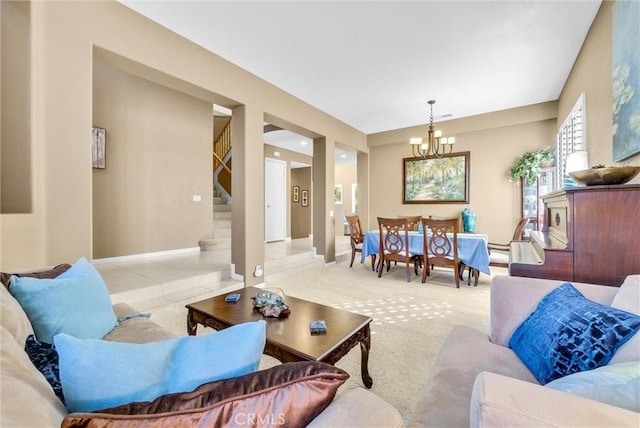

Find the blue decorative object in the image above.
[
  {"left": 55, "top": 320, "right": 266, "bottom": 413},
  {"left": 24, "top": 335, "right": 65, "bottom": 404},
  {"left": 509, "top": 283, "right": 640, "bottom": 384},
  {"left": 461, "top": 208, "right": 476, "bottom": 232},
  {"left": 252, "top": 288, "right": 290, "bottom": 317}
]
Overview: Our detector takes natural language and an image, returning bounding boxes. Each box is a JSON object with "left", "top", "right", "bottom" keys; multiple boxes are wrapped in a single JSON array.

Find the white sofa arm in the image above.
[
  {"left": 470, "top": 372, "right": 639, "bottom": 428},
  {"left": 307, "top": 388, "right": 404, "bottom": 428},
  {"left": 489, "top": 276, "right": 619, "bottom": 346}
]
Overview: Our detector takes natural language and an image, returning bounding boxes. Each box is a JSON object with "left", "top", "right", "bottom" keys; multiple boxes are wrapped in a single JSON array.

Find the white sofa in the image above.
[
  {"left": 409, "top": 274, "right": 640, "bottom": 427},
  {"left": 1, "top": 271, "right": 403, "bottom": 427}
]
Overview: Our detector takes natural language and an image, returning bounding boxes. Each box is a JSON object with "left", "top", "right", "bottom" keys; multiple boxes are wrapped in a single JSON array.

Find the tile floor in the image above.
[{"left": 95, "top": 236, "right": 352, "bottom": 335}]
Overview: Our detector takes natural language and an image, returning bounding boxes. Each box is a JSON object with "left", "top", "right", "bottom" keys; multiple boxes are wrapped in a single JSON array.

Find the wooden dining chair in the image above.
[
  {"left": 459, "top": 217, "right": 531, "bottom": 285},
  {"left": 487, "top": 217, "right": 530, "bottom": 268},
  {"left": 398, "top": 215, "right": 422, "bottom": 231},
  {"left": 345, "top": 214, "right": 374, "bottom": 269},
  {"left": 421, "top": 217, "right": 460, "bottom": 287},
  {"left": 377, "top": 217, "right": 419, "bottom": 282}
]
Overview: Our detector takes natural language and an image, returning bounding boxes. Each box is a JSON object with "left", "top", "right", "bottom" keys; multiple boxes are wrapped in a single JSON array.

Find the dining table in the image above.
[{"left": 360, "top": 230, "right": 491, "bottom": 276}]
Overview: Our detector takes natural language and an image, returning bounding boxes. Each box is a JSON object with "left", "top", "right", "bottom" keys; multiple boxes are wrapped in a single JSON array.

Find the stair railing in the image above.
[
  {"left": 213, "top": 118, "right": 232, "bottom": 198},
  {"left": 213, "top": 119, "right": 232, "bottom": 174}
]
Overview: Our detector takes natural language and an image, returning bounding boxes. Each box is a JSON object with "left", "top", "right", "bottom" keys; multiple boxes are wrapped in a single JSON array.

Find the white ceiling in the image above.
[{"left": 119, "top": 0, "right": 601, "bottom": 162}]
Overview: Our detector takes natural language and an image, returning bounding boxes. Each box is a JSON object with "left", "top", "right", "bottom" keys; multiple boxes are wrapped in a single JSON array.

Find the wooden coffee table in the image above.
[{"left": 186, "top": 287, "right": 373, "bottom": 388}]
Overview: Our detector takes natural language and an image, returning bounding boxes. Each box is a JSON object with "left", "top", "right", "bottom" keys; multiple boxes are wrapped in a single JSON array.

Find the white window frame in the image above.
[{"left": 557, "top": 93, "right": 587, "bottom": 184}]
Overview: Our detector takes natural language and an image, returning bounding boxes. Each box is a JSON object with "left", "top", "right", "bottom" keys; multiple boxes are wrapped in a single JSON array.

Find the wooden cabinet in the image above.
[
  {"left": 510, "top": 184, "right": 640, "bottom": 287},
  {"left": 520, "top": 167, "right": 555, "bottom": 231},
  {"left": 563, "top": 185, "right": 640, "bottom": 286}
]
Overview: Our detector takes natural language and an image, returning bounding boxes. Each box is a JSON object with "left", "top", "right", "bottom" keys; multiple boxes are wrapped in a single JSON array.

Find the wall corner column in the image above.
[
  {"left": 356, "top": 151, "right": 370, "bottom": 230},
  {"left": 312, "top": 136, "right": 335, "bottom": 263},
  {"left": 231, "top": 105, "right": 265, "bottom": 286}
]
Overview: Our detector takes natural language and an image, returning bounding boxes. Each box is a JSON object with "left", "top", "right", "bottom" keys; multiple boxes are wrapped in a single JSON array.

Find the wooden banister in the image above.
[{"left": 213, "top": 119, "right": 232, "bottom": 171}]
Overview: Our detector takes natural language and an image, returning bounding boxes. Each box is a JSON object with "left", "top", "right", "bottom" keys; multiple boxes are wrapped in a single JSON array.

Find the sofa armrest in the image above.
[
  {"left": 489, "top": 276, "right": 619, "bottom": 346},
  {"left": 470, "top": 372, "right": 638, "bottom": 428},
  {"left": 307, "top": 388, "right": 404, "bottom": 428},
  {"left": 103, "top": 303, "right": 175, "bottom": 343}
]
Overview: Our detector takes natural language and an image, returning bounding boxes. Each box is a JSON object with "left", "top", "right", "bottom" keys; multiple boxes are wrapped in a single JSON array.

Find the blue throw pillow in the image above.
[
  {"left": 55, "top": 256, "right": 103, "bottom": 280},
  {"left": 24, "top": 335, "right": 65, "bottom": 404},
  {"left": 509, "top": 283, "right": 640, "bottom": 384},
  {"left": 55, "top": 320, "right": 266, "bottom": 413},
  {"left": 10, "top": 257, "right": 117, "bottom": 344}
]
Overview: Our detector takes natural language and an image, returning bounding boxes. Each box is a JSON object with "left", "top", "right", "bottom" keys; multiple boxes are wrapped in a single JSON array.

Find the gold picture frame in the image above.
[{"left": 403, "top": 151, "right": 470, "bottom": 204}]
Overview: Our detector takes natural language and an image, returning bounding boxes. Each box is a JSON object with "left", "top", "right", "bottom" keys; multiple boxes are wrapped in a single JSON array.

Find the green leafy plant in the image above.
[{"left": 509, "top": 147, "right": 555, "bottom": 185}]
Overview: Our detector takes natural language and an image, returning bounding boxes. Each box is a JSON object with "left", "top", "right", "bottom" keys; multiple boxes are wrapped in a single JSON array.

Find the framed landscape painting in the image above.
[{"left": 403, "top": 151, "right": 470, "bottom": 204}]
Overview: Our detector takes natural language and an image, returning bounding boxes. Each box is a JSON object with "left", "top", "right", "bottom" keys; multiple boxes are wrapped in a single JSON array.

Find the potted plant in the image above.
[{"left": 509, "top": 147, "right": 555, "bottom": 185}]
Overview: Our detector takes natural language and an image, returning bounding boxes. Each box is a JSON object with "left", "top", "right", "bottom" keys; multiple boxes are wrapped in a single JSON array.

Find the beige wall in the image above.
[
  {"left": 367, "top": 103, "right": 558, "bottom": 243},
  {"left": 365, "top": 2, "right": 640, "bottom": 243},
  {"left": 1, "top": 0, "right": 635, "bottom": 273},
  {"left": 334, "top": 164, "right": 357, "bottom": 234},
  {"left": 558, "top": 1, "right": 640, "bottom": 172},
  {"left": 291, "top": 167, "right": 312, "bottom": 239},
  {"left": 1, "top": 1, "right": 32, "bottom": 215},
  {"left": 263, "top": 143, "right": 312, "bottom": 239},
  {"left": 92, "top": 57, "right": 213, "bottom": 258},
  {"left": 0, "top": 0, "right": 364, "bottom": 273}
]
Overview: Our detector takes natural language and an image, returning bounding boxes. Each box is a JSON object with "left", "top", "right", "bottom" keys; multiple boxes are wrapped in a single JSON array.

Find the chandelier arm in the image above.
[{"left": 409, "top": 99, "right": 455, "bottom": 158}]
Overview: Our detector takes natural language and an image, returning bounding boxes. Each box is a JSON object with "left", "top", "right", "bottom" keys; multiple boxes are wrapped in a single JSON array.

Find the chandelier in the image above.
[{"left": 410, "top": 99, "right": 455, "bottom": 157}]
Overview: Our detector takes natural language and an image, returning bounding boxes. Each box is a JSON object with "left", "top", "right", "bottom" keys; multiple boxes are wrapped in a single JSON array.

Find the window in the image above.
[{"left": 557, "top": 94, "right": 586, "bottom": 184}]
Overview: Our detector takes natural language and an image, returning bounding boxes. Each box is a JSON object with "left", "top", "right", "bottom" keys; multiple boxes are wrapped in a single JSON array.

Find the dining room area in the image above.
[{"left": 345, "top": 212, "right": 493, "bottom": 287}]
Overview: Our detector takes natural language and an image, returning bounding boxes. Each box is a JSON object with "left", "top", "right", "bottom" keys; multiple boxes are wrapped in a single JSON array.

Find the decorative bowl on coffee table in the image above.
[{"left": 252, "top": 288, "right": 290, "bottom": 317}]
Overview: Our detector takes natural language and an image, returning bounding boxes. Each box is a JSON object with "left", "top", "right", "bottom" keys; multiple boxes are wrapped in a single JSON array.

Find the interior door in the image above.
[{"left": 265, "top": 158, "right": 287, "bottom": 242}]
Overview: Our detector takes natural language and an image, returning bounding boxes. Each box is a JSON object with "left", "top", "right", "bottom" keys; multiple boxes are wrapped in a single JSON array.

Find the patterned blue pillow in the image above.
[
  {"left": 509, "top": 282, "right": 640, "bottom": 384},
  {"left": 24, "top": 335, "right": 65, "bottom": 404}
]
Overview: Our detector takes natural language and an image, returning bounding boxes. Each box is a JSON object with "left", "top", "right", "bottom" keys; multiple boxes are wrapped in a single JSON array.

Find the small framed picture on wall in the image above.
[
  {"left": 334, "top": 184, "right": 343, "bottom": 204},
  {"left": 292, "top": 186, "right": 300, "bottom": 203},
  {"left": 92, "top": 127, "right": 106, "bottom": 169},
  {"left": 301, "top": 190, "right": 309, "bottom": 207}
]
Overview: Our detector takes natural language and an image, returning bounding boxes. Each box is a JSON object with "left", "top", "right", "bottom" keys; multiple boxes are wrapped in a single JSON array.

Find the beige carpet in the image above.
[{"left": 255, "top": 260, "right": 504, "bottom": 424}]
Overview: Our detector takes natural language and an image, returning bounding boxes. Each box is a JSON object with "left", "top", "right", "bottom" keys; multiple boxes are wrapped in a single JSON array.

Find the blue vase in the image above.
[{"left": 462, "top": 208, "right": 476, "bottom": 233}]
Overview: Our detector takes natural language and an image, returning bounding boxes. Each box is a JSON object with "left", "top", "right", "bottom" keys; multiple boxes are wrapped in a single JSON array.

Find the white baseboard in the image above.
[
  {"left": 93, "top": 247, "right": 200, "bottom": 264},
  {"left": 230, "top": 262, "right": 244, "bottom": 282}
]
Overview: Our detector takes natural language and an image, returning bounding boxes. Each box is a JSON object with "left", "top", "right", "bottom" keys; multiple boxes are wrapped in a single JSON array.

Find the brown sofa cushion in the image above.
[
  {"left": 1, "top": 264, "right": 71, "bottom": 291},
  {"left": 62, "top": 361, "right": 349, "bottom": 428}
]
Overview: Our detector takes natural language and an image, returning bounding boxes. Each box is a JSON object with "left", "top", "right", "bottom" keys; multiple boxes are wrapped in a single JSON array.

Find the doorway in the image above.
[{"left": 264, "top": 157, "right": 287, "bottom": 242}]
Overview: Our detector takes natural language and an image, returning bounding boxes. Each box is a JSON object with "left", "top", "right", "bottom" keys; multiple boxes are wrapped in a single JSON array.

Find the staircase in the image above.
[{"left": 199, "top": 188, "right": 232, "bottom": 251}]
